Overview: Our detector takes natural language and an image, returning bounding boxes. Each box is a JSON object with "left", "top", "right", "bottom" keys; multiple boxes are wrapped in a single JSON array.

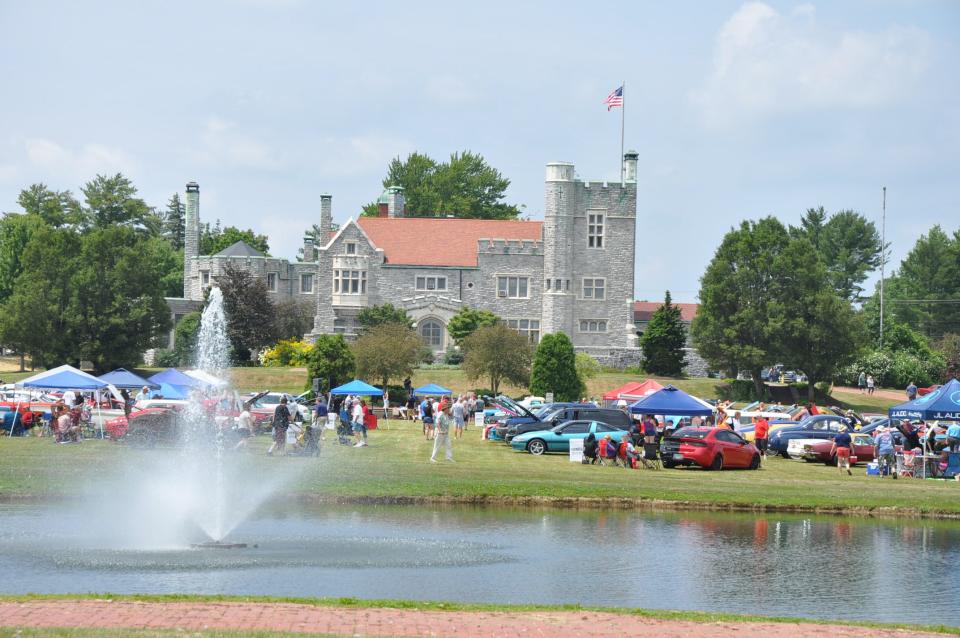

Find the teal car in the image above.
[{"left": 510, "top": 419, "right": 629, "bottom": 455}]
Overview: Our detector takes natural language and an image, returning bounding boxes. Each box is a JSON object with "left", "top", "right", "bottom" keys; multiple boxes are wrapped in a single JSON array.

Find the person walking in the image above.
[
  {"left": 874, "top": 426, "right": 897, "bottom": 478},
  {"left": 754, "top": 415, "right": 770, "bottom": 461},
  {"left": 421, "top": 397, "right": 435, "bottom": 439},
  {"left": 830, "top": 425, "right": 854, "bottom": 476},
  {"left": 267, "top": 397, "right": 291, "bottom": 456},
  {"left": 431, "top": 401, "right": 454, "bottom": 463},
  {"left": 866, "top": 374, "right": 876, "bottom": 396},
  {"left": 857, "top": 371, "right": 867, "bottom": 394},
  {"left": 906, "top": 381, "right": 918, "bottom": 401},
  {"left": 314, "top": 396, "right": 328, "bottom": 440},
  {"left": 452, "top": 396, "right": 466, "bottom": 439}
]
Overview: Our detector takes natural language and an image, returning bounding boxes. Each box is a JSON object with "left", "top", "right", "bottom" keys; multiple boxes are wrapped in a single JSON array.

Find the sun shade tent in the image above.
[
  {"left": 184, "top": 369, "right": 228, "bottom": 387},
  {"left": 330, "top": 379, "right": 384, "bottom": 396},
  {"left": 98, "top": 368, "right": 159, "bottom": 390},
  {"left": 413, "top": 383, "right": 453, "bottom": 396},
  {"left": 148, "top": 368, "right": 202, "bottom": 388},
  {"left": 18, "top": 365, "right": 109, "bottom": 390},
  {"left": 157, "top": 383, "right": 189, "bottom": 400},
  {"left": 629, "top": 385, "right": 714, "bottom": 417},
  {"left": 602, "top": 380, "right": 664, "bottom": 402},
  {"left": 888, "top": 378, "right": 960, "bottom": 421}
]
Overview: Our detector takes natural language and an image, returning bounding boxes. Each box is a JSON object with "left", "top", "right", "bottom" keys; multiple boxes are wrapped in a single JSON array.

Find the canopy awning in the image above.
[
  {"left": 18, "top": 365, "right": 108, "bottom": 390},
  {"left": 414, "top": 383, "right": 452, "bottom": 396},
  {"left": 148, "top": 368, "right": 202, "bottom": 388},
  {"left": 330, "top": 379, "right": 384, "bottom": 396},
  {"left": 603, "top": 380, "right": 664, "bottom": 401},
  {"left": 629, "top": 384, "right": 714, "bottom": 417},
  {"left": 99, "top": 368, "right": 159, "bottom": 390},
  {"left": 157, "top": 382, "right": 189, "bottom": 400},
  {"left": 889, "top": 378, "right": 960, "bottom": 421},
  {"left": 184, "top": 369, "right": 228, "bottom": 387}
]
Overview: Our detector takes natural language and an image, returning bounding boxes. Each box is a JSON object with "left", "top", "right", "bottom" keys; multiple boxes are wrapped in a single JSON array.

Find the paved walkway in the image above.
[{"left": 0, "top": 600, "right": 948, "bottom": 637}]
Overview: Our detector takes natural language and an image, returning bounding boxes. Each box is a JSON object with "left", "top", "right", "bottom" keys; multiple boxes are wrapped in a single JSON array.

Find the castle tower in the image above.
[
  {"left": 184, "top": 181, "right": 200, "bottom": 298},
  {"left": 541, "top": 162, "right": 576, "bottom": 336}
]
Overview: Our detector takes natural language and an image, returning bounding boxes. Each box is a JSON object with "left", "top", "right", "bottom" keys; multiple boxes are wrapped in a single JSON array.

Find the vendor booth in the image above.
[
  {"left": 413, "top": 383, "right": 452, "bottom": 396},
  {"left": 98, "top": 368, "right": 159, "bottom": 391},
  {"left": 330, "top": 380, "right": 384, "bottom": 429},
  {"left": 629, "top": 385, "right": 714, "bottom": 418},
  {"left": 16, "top": 365, "right": 111, "bottom": 438},
  {"left": 888, "top": 378, "right": 960, "bottom": 478},
  {"left": 603, "top": 380, "right": 664, "bottom": 407}
]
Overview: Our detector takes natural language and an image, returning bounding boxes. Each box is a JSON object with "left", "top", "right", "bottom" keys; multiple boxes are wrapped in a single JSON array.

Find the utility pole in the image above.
[{"left": 880, "top": 186, "right": 886, "bottom": 347}]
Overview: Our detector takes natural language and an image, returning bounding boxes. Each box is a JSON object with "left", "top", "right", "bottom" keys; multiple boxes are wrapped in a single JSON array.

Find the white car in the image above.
[
  {"left": 787, "top": 438, "right": 824, "bottom": 460},
  {"left": 245, "top": 391, "right": 311, "bottom": 422},
  {"left": 519, "top": 396, "right": 546, "bottom": 409}
]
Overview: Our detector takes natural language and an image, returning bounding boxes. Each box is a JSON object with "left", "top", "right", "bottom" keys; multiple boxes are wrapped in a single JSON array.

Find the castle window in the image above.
[
  {"left": 201, "top": 270, "right": 210, "bottom": 286},
  {"left": 545, "top": 279, "right": 550, "bottom": 290},
  {"left": 416, "top": 276, "right": 447, "bottom": 291},
  {"left": 344, "top": 242, "right": 357, "bottom": 255},
  {"left": 497, "top": 276, "right": 529, "bottom": 299},
  {"left": 582, "top": 278, "right": 605, "bottom": 300},
  {"left": 266, "top": 273, "right": 277, "bottom": 292},
  {"left": 555, "top": 278, "right": 562, "bottom": 290},
  {"left": 334, "top": 269, "right": 367, "bottom": 294},
  {"left": 419, "top": 319, "right": 444, "bottom": 347},
  {"left": 333, "top": 318, "right": 348, "bottom": 334},
  {"left": 300, "top": 273, "right": 314, "bottom": 294},
  {"left": 587, "top": 212, "right": 604, "bottom": 248},
  {"left": 506, "top": 318, "right": 541, "bottom": 344},
  {"left": 579, "top": 319, "right": 608, "bottom": 333}
]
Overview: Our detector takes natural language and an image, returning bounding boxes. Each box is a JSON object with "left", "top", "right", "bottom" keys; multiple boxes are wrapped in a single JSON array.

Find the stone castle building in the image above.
[{"left": 166, "top": 153, "right": 642, "bottom": 366}]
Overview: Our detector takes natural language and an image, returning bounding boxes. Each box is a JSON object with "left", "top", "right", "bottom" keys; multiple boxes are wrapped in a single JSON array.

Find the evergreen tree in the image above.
[
  {"left": 163, "top": 193, "right": 186, "bottom": 250},
  {"left": 215, "top": 263, "right": 276, "bottom": 362},
  {"left": 529, "top": 332, "right": 584, "bottom": 401},
  {"left": 639, "top": 291, "right": 687, "bottom": 376}
]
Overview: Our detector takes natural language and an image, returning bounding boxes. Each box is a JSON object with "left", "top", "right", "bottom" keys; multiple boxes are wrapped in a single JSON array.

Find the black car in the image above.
[
  {"left": 492, "top": 401, "right": 587, "bottom": 440},
  {"left": 504, "top": 406, "right": 632, "bottom": 442}
]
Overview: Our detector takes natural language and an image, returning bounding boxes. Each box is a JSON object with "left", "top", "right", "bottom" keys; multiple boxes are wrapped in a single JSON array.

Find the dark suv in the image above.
[{"left": 504, "top": 405, "right": 632, "bottom": 442}]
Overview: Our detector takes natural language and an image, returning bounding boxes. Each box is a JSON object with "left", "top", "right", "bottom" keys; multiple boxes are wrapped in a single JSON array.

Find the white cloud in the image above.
[
  {"left": 191, "top": 117, "right": 283, "bottom": 171},
  {"left": 690, "top": 2, "right": 932, "bottom": 126},
  {"left": 24, "top": 138, "right": 136, "bottom": 179}
]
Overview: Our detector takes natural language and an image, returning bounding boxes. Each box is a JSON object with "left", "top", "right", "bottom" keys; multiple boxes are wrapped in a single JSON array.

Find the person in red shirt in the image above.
[{"left": 754, "top": 416, "right": 770, "bottom": 460}]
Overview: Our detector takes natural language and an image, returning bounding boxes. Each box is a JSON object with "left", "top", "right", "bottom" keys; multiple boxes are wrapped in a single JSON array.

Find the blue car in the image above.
[
  {"left": 510, "top": 419, "right": 629, "bottom": 455},
  {"left": 768, "top": 415, "right": 851, "bottom": 456}
]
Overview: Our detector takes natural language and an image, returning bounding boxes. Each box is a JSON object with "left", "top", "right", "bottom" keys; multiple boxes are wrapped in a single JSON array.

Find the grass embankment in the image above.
[{"left": 2, "top": 414, "right": 957, "bottom": 516}]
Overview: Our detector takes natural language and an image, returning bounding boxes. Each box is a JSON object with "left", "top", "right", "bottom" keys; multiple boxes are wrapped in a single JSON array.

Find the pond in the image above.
[{"left": 1, "top": 502, "right": 958, "bottom": 625}]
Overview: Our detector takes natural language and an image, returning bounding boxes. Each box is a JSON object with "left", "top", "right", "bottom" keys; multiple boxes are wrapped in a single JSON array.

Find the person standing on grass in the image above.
[
  {"left": 351, "top": 399, "right": 366, "bottom": 447},
  {"left": 314, "top": 396, "right": 328, "bottom": 440},
  {"left": 431, "top": 400, "right": 454, "bottom": 463},
  {"left": 874, "top": 426, "right": 897, "bottom": 478},
  {"left": 754, "top": 416, "right": 770, "bottom": 461},
  {"left": 830, "top": 425, "right": 854, "bottom": 476},
  {"left": 452, "top": 395, "right": 466, "bottom": 439},
  {"left": 421, "top": 397, "right": 435, "bottom": 439},
  {"left": 866, "top": 374, "right": 875, "bottom": 395},
  {"left": 267, "top": 397, "right": 291, "bottom": 456},
  {"left": 858, "top": 371, "right": 866, "bottom": 394}
]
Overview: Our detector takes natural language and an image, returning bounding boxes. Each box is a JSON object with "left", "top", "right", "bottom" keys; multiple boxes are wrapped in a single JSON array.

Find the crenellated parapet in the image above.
[{"left": 476, "top": 238, "right": 544, "bottom": 256}]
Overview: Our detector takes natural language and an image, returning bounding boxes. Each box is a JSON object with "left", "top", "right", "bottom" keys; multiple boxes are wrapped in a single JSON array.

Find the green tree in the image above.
[
  {"left": 200, "top": 221, "right": 270, "bottom": 255},
  {"left": 173, "top": 311, "right": 201, "bottom": 366},
  {"left": 215, "top": 263, "right": 276, "bottom": 363},
  {"left": 0, "top": 213, "right": 45, "bottom": 303},
  {"left": 356, "top": 303, "right": 413, "bottom": 333},
  {"left": 163, "top": 193, "right": 186, "bottom": 250},
  {"left": 639, "top": 291, "right": 687, "bottom": 376},
  {"left": 362, "top": 151, "right": 521, "bottom": 219},
  {"left": 574, "top": 352, "right": 601, "bottom": 383},
  {"left": 306, "top": 334, "right": 355, "bottom": 393},
  {"left": 691, "top": 217, "right": 790, "bottom": 395},
  {"left": 352, "top": 323, "right": 424, "bottom": 393},
  {"left": 81, "top": 173, "right": 160, "bottom": 233},
  {"left": 17, "top": 183, "right": 82, "bottom": 227},
  {"left": 461, "top": 323, "right": 531, "bottom": 394},
  {"left": 529, "top": 332, "right": 584, "bottom": 401},
  {"left": 271, "top": 298, "right": 315, "bottom": 341},
  {"left": 447, "top": 306, "right": 500, "bottom": 345}
]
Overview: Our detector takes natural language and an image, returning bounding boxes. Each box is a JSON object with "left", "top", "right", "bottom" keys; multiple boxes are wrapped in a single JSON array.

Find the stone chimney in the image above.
[
  {"left": 319, "top": 194, "right": 332, "bottom": 247},
  {"left": 303, "top": 235, "right": 315, "bottom": 261},
  {"left": 184, "top": 181, "right": 200, "bottom": 298},
  {"left": 387, "top": 186, "right": 405, "bottom": 218},
  {"left": 623, "top": 150, "right": 638, "bottom": 183}
]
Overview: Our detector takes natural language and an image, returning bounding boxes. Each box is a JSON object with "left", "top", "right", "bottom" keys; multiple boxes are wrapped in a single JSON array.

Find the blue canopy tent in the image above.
[
  {"left": 330, "top": 379, "right": 384, "bottom": 396},
  {"left": 888, "top": 378, "right": 960, "bottom": 421},
  {"left": 157, "top": 382, "right": 189, "bottom": 400},
  {"left": 99, "top": 368, "right": 159, "bottom": 390},
  {"left": 148, "top": 368, "right": 201, "bottom": 388},
  {"left": 16, "top": 365, "right": 110, "bottom": 437},
  {"left": 629, "top": 385, "right": 714, "bottom": 417},
  {"left": 414, "top": 383, "right": 452, "bottom": 396}
]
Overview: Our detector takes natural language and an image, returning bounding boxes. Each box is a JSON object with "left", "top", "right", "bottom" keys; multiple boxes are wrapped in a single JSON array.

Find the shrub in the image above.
[
  {"left": 444, "top": 346, "right": 464, "bottom": 365},
  {"left": 260, "top": 338, "right": 313, "bottom": 367},
  {"left": 153, "top": 348, "right": 179, "bottom": 367},
  {"left": 717, "top": 379, "right": 762, "bottom": 402}
]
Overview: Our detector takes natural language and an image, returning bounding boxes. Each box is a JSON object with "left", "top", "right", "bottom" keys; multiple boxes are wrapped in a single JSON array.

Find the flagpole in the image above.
[{"left": 620, "top": 81, "right": 626, "bottom": 183}]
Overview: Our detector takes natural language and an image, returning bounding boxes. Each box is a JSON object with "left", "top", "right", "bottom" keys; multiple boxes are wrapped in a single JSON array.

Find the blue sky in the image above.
[{"left": 1, "top": 1, "right": 957, "bottom": 301}]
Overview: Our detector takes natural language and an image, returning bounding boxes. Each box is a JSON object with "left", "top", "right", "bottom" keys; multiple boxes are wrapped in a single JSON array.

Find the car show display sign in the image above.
[{"left": 569, "top": 437, "right": 584, "bottom": 462}]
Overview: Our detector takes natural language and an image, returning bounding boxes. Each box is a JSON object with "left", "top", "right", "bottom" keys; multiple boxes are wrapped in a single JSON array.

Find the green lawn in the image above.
[{"left": 2, "top": 416, "right": 957, "bottom": 516}]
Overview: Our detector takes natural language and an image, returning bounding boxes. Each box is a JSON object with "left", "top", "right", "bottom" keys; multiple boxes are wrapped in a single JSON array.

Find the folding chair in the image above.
[
  {"left": 642, "top": 443, "right": 661, "bottom": 470},
  {"left": 897, "top": 452, "right": 917, "bottom": 478}
]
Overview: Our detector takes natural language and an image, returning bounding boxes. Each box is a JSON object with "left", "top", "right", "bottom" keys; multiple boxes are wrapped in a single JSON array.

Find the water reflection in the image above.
[{"left": 1, "top": 502, "right": 958, "bottom": 625}]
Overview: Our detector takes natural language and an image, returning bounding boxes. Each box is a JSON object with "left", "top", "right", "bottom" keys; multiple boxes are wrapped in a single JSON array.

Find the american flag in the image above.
[{"left": 603, "top": 85, "right": 623, "bottom": 111}]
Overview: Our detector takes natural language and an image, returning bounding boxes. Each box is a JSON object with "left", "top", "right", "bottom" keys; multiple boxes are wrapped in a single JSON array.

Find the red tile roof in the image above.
[
  {"left": 356, "top": 217, "right": 543, "bottom": 267},
  {"left": 633, "top": 301, "right": 699, "bottom": 323}
]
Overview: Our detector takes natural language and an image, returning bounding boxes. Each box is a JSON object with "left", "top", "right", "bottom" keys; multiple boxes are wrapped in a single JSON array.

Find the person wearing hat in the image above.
[
  {"left": 431, "top": 399, "right": 454, "bottom": 463},
  {"left": 830, "top": 424, "right": 854, "bottom": 476},
  {"left": 874, "top": 425, "right": 897, "bottom": 478}
]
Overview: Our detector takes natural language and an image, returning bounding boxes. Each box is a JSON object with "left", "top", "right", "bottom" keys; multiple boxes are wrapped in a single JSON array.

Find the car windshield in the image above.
[{"left": 673, "top": 428, "right": 709, "bottom": 439}]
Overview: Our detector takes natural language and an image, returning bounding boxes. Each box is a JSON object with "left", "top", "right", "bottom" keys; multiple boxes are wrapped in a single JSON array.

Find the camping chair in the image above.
[
  {"left": 641, "top": 443, "right": 661, "bottom": 470},
  {"left": 897, "top": 452, "right": 918, "bottom": 478},
  {"left": 597, "top": 440, "right": 620, "bottom": 467}
]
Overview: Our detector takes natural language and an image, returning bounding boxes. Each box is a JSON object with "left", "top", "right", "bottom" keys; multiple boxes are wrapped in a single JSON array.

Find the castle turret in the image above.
[
  {"left": 184, "top": 181, "right": 200, "bottom": 298},
  {"left": 541, "top": 162, "right": 576, "bottom": 336}
]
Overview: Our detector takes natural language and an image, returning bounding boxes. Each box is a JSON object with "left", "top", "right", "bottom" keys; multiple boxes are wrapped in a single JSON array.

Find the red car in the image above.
[
  {"left": 794, "top": 433, "right": 877, "bottom": 466},
  {"left": 918, "top": 384, "right": 941, "bottom": 397},
  {"left": 660, "top": 427, "right": 761, "bottom": 470},
  {"left": 106, "top": 402, "right": 186, "bottom": 445}
]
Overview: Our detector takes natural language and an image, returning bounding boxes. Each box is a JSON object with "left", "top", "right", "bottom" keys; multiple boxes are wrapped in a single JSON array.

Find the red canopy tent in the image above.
[{"left": 602, "top": 380, "right": 664, "bottom": 405}]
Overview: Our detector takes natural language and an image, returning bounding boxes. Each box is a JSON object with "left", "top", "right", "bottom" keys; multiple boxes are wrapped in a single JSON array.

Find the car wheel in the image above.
[
  {"left": 526, "top": 439, "right": 547, "bottom": 455},
  {"left": 710, "top": 453, "right": 724, "bottom": 471},
  {"left": 749, "top": 454, "right": 761, "bottom": 470},
  {"left": 825, "top": 454, "right": 838, "bottom": 467},
  {"left": 780, "top": 451, "right": 790, "bottom": 459},
  {"left": 662, "top": 460, "right": 677, "bottom": 469}
]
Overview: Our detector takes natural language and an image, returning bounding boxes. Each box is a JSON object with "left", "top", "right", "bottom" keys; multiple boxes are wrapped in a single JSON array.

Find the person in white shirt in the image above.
[
  {"left": 351, "top": 399, "right": 365, "bottom": 447},
  {"left": 134, "top": 386, "right": 151, "bottom": 402}
]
